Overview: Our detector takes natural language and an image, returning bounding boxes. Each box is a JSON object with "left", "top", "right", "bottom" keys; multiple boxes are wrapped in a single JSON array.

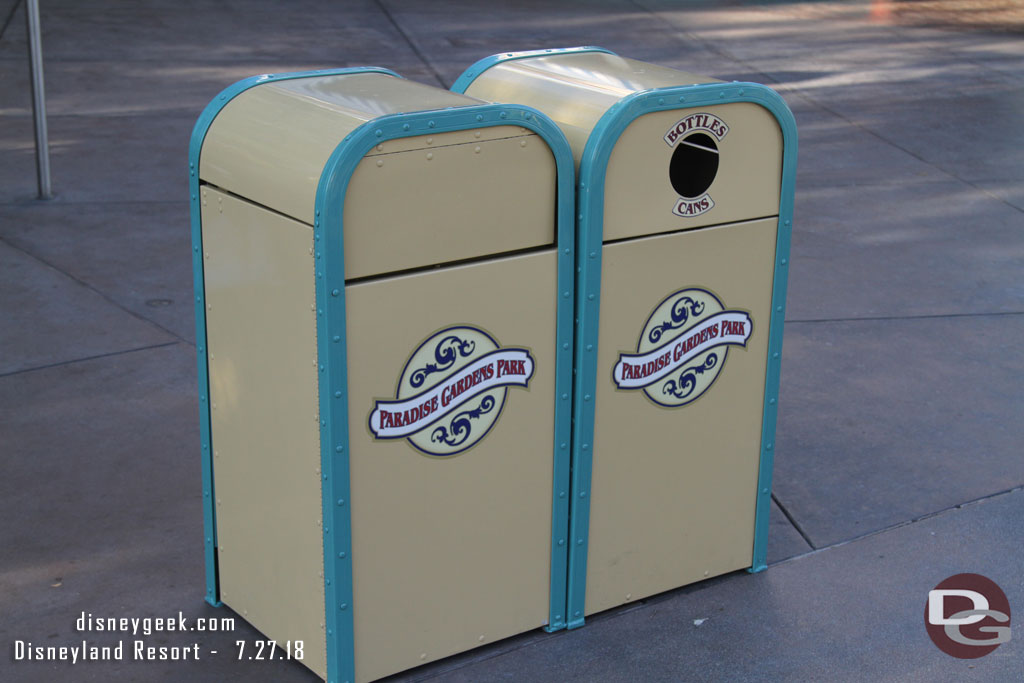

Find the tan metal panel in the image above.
[
  {"left": 200, "top": 73, "right": 483, "bottom": 224},
  {"left": 585, "top": 218, "right": 777, "bottom": 616},
  {"left": 463, "top": 52, "right": 719, "bottom": 165},
  {"left": 342, "top": 130, "right": 556, "bottom": 280},
  {"left": 201, "top": 187, "right": 327, "bottom": 678},
  {"left": 344, "top": 250, "right": 558, "bottom": 682},
  {"left": 603, "top": 104, "right": 782, "bottom": 240}
]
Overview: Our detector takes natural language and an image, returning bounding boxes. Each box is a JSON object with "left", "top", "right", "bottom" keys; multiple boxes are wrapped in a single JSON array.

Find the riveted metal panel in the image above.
[
  {"left": 344, "top": 250, "right": 558, "bottom": 682},
  {"left": 585, "top": 218, "right": 776, "bottom": 616},
  {"left": 200, "top": 73, "right": 482, "bottom": 224},
  {"left": 201, "top": 186, "right": 328, "bottom": 678},
  {"left": 342, "top": 128, "right": 556, "bottom": 280}
]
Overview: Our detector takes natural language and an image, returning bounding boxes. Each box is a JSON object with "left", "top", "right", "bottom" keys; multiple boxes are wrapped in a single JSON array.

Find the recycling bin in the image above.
[
  {"left": 454, "top": 47, "right": 797, "bottom": 626},
  {"left": 188, "top": 68, "right": 576, "bottom": 682}
]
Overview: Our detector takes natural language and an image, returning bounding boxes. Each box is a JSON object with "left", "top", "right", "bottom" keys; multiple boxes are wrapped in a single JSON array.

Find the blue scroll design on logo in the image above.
[
  {"left": 430, "top": 394, "right": 497, "bottom": 448},
  {"left": 662, "top": 353, "right": 718, "bottom": 400},
  {"left": 410, "top": 335, "right": 476, "bottom": 388},
  {"left": 648, "top": 296, "right": 706, "bottom": 344}
]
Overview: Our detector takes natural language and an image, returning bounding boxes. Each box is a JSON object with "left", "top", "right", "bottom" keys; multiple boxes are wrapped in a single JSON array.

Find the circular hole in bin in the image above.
[{"left": 669, "top": 133, "right": 719, "bottom": 199}]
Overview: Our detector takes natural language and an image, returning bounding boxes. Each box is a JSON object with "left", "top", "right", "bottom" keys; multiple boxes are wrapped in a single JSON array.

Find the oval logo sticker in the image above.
[
  {"left": 613, "top": 288, "right": 751, "bottom": 407},
  {"left": 368, "top": 326, "right": 534, "bottom": 456}
]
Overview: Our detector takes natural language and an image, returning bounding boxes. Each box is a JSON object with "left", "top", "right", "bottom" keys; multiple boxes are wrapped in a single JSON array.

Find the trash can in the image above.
[
  {"left": 188, "top": 67, "right": 576, "bottom": 682},
  {"left": 454, "top": 47, "right": 797, "bottom": 626}
]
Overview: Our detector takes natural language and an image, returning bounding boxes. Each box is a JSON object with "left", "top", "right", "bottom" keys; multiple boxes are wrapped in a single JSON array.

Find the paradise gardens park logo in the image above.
[
  {"left": 612, "top": 287, "right": 752, "bottom": 407},
  {"left": 368, "top": 325, "right": 534, "bottom": 456}
]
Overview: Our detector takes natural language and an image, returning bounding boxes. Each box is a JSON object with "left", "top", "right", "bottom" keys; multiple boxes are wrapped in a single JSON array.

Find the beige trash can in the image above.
[
  {"left": 454, "top": 47, "right": 797, "bottom": 627},
  {"left": 189, "top": 67, "right": 576, "bottom": 682}
]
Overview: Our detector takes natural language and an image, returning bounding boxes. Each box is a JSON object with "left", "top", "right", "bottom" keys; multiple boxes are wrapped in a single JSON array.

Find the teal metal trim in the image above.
[
  {"left": 450, "top": 46, "right": 617, "bottom": 94},
  {"left": 313, "top": 103, "right": 576, "bottom": 682},
  {"left": 567, "top": 82, "right": 798, "bottom": 626},
  {"left": 187, "top": 67, "right": 401, "bottom": 610}
]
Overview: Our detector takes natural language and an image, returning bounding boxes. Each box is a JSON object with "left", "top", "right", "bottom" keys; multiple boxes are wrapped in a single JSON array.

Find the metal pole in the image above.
[{"left": 25, "top": 0, "right": 52, "bottom": 199}]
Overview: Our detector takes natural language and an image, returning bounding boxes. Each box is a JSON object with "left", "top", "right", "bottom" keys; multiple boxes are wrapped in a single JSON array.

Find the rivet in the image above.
[
  {"left": 327, "top": 628, "right": 332, "bottom": 635},
  {"left": 426, "top": 152, "right": 433, "bottom": 160},
  {"left": 562, "top": 342, "right": 569, "bottom": 350},
  {"left": 336, "top": 446, "right": 344, "bottom": 453},
  {"left": 321, "top": 419, "right": 327, "bottom": 426},
  {"left": 525, "top": 112, "right": 533, "bottom": 120},
  {"left": 475, "top": 114, "right": 483, "bottom": 122},
  {"left": 563, "top": 247, "right": 570, "bottom": 255},
  {"left": 332, "top": 289, "right": 340, "bottom": 296},
  {"left": 474, "top": 146, "right": 481, "bottom": 154},
  {"left": 626, "top": 593, "right": 632, "bottom": 600},
  {"left": 588, "top": 294, "right": 595, "bottom": 300},
  {"left": 719, "top": 91, "right": 726, "bottom": 98},
  {"left": 319, "top": 364, "right": 325, "bottom": 372},
  {"left": 586, "top": 344, "right": 593, "bottom": 351},
  {"left": 679, "top": 96, "right": 686, "bottom": 102},
  {"left": 767, "top": 443, "right": 773, "bottom": 450},
  {"left": 326, "top": 579, "right": 331, "bottom": 585},
  {"left": 584, "top": 394, "right": 591, "bottom": 401},
  {"left": 577, "top": 539, "right": 583, "bottom": 545},
  {"left": 658, "top": 97, "right": 664, "bottom": 105},
  {"left": 340, "top": 603, "right": 348, "bottom": 610},
  {"left": 426, "top": 137, "right": 433, "bottom": 144},
  {"left": 334, "top": 391, "right": 342, "bottom": 398},
  {"left": 560, "top": 443, "right": 567, "bottom": 450},
  {"left": 374, "top": 129, "right": 382, "bottom": 137},
  {"left": 769, "top": 398, "right": 776, "bottom": 404},
  {"left": 333, "top": 335, "right": 340, "bottom": 342},
  {"left": 195, "top": 295, "right": 201, "bottom": 302},
  {"left": 337, "top": 498, "right": 345, "bottom": 506},
  {"left": 762, "top": 488, "right": 769, "bottom": 494},
  {"left": 402, "top": 123, "right": 410, "bottom": 131},
  {"left": 739, "top": 88, "right": 746, "bottom": 96},
  {"left": 474, "top": 131, "right": 481, "bottom": 138},
  {"left": 773, "top": 352, "right": 780, "bottom": 359},
  {"left": 339, "top": 551, "right": 346, "bottom": 558},
  {"left": 561, "top": 393, "right": 568, "bottom": 400},
  {"left": 323, "top": 474, "right": 328, "bottom": 480},
  {"left": 376, "top": 160, "right": 384, "bottom": 167},
  {"left": 428, "top": 120, "right": 436, "bottom": 128},
  {"left": 500, "top": 111, "right": 508, "bottom": 119},
  {"left": 589, "top": 251, "right": 596, "bottom": 259},
  {"left": 478, "top": 635, "right": 486, "bottom": 642},
  {"left": 582, "top": 444, "right": 589, "bottom": 450},
  {"left": 781, "top": 258, "right": 788, "bottom": 264},
  {"left": 420, "top": 654, "right": 427, "bottom": 660},
  {"left": 575, "top": 611, "right": 581, "bottom": 617},
  {"left": 784, "top": 220, "right": 791, "bottom": 226},
  {"left": 563, "top": 291, "right": 570, "bottom": 298},
  {"left": 579, "top": 491, "right": 587, "bottom": 498},
  {"left": 376, "top": 144, "right": 383, "bottom": 152},
  {"left": 776, "top": 306, "right": 783, "bottom": 312},
  {"left": 519, "top": 140, "right": 527, "bottom": 148}
]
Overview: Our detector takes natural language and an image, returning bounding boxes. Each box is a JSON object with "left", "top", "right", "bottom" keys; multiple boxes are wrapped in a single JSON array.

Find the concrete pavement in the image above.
[{"left": 1, "top": 1, "right": 1022, "bottom": 681}]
